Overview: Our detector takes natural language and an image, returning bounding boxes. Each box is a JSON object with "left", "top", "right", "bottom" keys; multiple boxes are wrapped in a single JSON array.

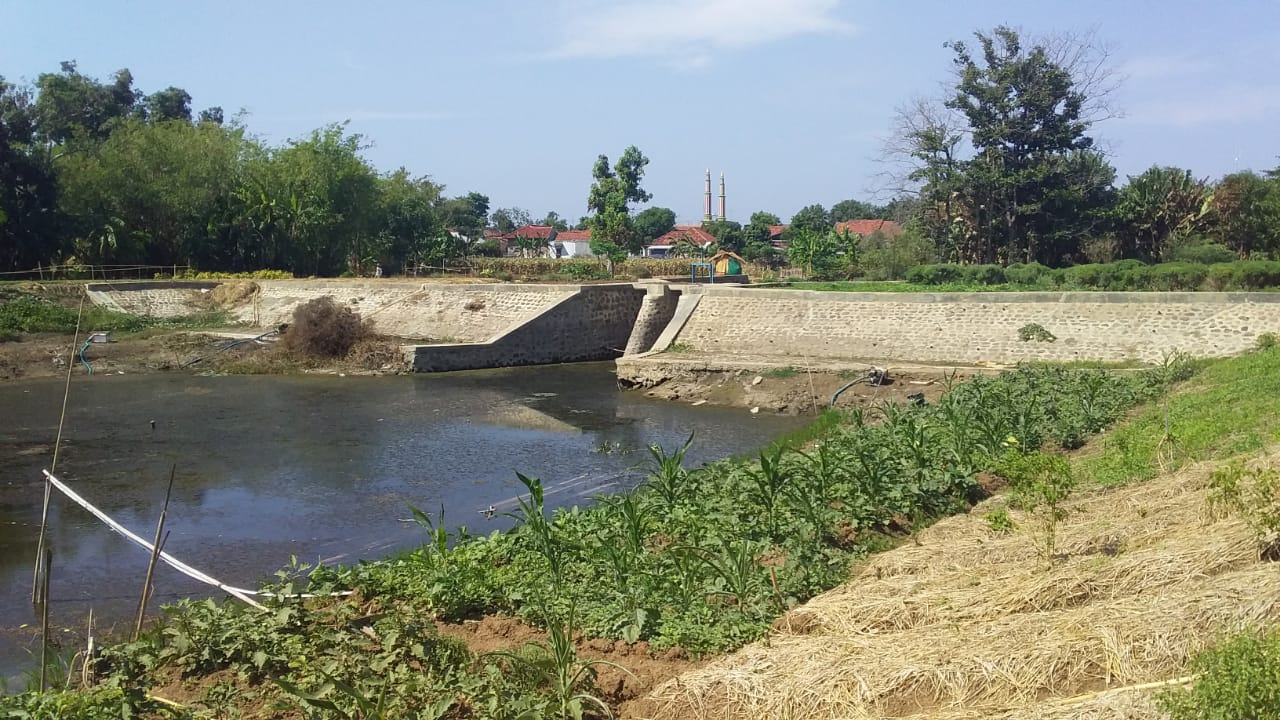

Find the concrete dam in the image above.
[{"left": 84, "top": 280, "right": 1280, "bottom": 374}]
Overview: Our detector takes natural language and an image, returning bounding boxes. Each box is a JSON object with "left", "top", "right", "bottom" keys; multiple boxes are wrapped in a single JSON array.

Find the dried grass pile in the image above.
[{"left": 641, "top": 450, "right": 1280, "bottom": 720}]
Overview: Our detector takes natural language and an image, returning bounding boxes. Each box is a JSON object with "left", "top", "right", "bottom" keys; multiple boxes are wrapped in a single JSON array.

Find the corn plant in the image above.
[
  {"left": 748, "top": 446, "right": 792, "bottom": 537},
  {"left": 643, "top": 433, "right": 694, "bottom": 513},
  {"left": 507, "top": 473, "right": 564, "bottom": 584},
  {"left": 684, "top": 541, "right": 763, "bottom": 610},
  {"left": 485, "top": 606, "right": 632, "bottom": 720}
]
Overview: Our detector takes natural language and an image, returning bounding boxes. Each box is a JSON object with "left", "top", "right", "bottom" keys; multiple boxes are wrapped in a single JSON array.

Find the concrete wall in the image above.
[
  {"left": 668, "top": 286, "right": 1280, "bottom": 364},
  {"left": 229, "top": 281, "right": 575, "bottom": 342},
  {"left": 409, "top": 285, "right": 646, "bottom": 371},
  {"left": 624, "top": 284, "right": 681, "bottom": 355},
  {"left": 86, "top": 281, "right": 221, "bottom": 318}
]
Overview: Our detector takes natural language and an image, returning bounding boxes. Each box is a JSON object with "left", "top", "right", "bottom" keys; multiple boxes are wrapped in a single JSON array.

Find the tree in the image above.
[
  {"left": 439, "top": 192, "right": 489, "bottom": 239},
  {"left": 1212, "top": 171, "right": 1280, "bottom": 258},
  {"left": 376, "top": 168, "right": 445, "bottom": 274},
  {"left": 831, "top": 198, "right": 887, "bottom": 222},
  {"left": 789, "top": 204, "right": 832, "bottom": 235},
  {"left": 701, "top": 219, "right": 743, "bottom": 252},
  {"left": 0, "top": 77, "right": 62, "bottom": 271},
  {"left": 946, "top": 26, "right": 1102, "bottom": 265},
  {"left": 749, "top": 211, "right": 781, "bottom": 227},
  {"left": 1113, "top": 166, "right": 1212, "bottom": 261},
  {"left": 634, "top": 206, "right": 676, "bottom": 245},
  {"left": 587, "top": 146, "right": 651, "bottom": 261},
  {"left": 197, "top": 106, "right": 224, "bottom": 126},
  {"left": 879, "top": 28, "right": 1119, "bottom": 266},
  {"left": 146, "top": 86, "right": 192, "bottom": 123},
  {"left": 538, "top": 211, "right": 569, "bottom": 231},
  {"left": 490, "top": 206, "right": 532, "bottom": 234},
  {"left": 34, "top": 62, "right": 139, "bottom": 145}
]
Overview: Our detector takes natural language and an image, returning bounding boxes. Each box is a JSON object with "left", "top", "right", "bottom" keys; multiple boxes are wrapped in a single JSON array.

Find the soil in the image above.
[
  {"left": 436, "top": 613, "right": 703, "bottom": 719},
  {"left": 632, "top": 366, "right": 956, "bottom": 415},
  {"left": 0, "top": 331, "right": 409, "bottom": 382}
]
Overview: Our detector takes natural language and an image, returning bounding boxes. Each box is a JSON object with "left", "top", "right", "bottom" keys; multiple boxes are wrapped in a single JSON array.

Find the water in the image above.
[{"left": 0, "top": 364, "right": 804, "bottom": 680}]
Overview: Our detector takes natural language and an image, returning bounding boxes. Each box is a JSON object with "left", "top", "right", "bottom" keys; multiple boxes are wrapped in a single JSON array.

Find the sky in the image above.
[{"left": 3, "top": 0, "right": 1278, "bottom": 225}]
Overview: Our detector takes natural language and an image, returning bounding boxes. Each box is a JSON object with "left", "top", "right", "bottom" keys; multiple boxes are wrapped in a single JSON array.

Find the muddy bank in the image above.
[
  {"left": 0, "top": 331, "right": 407, "bottom": 382},
  {"left": 618, "top": 358, "right": 972, "bottom": 414}
]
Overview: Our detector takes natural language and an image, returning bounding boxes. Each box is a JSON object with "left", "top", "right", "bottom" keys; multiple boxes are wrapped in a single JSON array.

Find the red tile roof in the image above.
[
  {"left": 503, "top": 224, "right": 558, "bottom": 240},
  {"left": 834, "top": 219, "right": 903, "bottom": 237},
  {"left": 768, "top": 224, "right": 788, "bottom": 238},
  {"left": 555, "top": 229, "right": 591, "bottom": 241},
  {"left": 652, "top": 225, "right": 718, "bottom": 247}
]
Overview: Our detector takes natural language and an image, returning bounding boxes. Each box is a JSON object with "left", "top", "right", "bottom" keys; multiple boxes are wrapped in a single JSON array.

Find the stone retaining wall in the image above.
[
  {"left": 409, "top": 285, "right": 646, "bottom": 371},
  {"left": 667, "top": 287, "right": 1280, "bottom": 364},
  {"left": 624, "top": 285, "right": 681, "bottom": 355}
]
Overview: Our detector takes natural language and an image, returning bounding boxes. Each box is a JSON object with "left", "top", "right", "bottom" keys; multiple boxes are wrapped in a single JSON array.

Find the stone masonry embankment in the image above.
[
  {"left": 653, "top": 286, "right": 1280, "bottom": 365},
  {"left": 408, "top": 284, "right": 646, "bottom": 371}
]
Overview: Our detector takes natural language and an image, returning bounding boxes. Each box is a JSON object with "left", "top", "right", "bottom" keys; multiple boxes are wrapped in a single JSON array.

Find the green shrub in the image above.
[
  {"left": 905, "top": 263, "right": 964, "bottom": 285},
  {"left": 962, "top": 264, "right": 1007, "bottom": 285},
  {"left": 1005, "top": 262, "right": 1050, "bottom": 286},
  {"left": 1158, "top": 629, "right": 1280, "bottom": 720},
  {"left": 1225, "top": 260, "right": 1280, "bottom": 290},
  {"left": 1166, "top": 241, "right": 1236, "bottom": 265},
  {"left": 1138, "top": 262, "right": 1209, "bottom": 291}
]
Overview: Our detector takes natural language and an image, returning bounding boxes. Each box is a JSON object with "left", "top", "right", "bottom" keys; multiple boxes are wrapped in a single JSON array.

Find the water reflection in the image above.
[{"left": 0, "top": 364, "right": 803, "bottom": 678}]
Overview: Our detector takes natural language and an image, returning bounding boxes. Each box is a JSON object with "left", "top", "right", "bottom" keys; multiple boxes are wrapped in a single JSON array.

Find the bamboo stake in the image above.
[
  {"left": 135, "top": 465, "right": 176, "bottom": 640},
  {"left": 33, "top": 292, "right": 85, "bottom": 604},
  {"left": 38, "top": 547, "right": 51, "bottom": 692},
  {"left": 134, "top": 530, "right": 169, "bottom": 641}
]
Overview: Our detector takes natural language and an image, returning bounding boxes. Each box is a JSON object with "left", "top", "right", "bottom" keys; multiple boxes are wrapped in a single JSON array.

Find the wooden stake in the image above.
[
  {"left": 34, "top": 293, "right": 85, "bottom": 604},
  {"left": 134, "top": 465, "right": 177, "bottom": 640},
  {"left": 38, "top": 547, "right": 51, "bottom": 692}
]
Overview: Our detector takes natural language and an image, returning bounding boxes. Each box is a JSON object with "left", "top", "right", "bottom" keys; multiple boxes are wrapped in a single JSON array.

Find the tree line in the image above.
[
  {"left": 5, "top": 29, "right": 1278, "bottom": 280},
  {"left": 0, "top": 62, "right": 542, "bottom": 276}
]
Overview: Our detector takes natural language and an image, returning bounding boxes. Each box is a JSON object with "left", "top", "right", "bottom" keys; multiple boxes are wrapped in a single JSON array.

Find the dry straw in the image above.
[{"left": 641, "top": 449, "right": 1280, "bottom": 720}]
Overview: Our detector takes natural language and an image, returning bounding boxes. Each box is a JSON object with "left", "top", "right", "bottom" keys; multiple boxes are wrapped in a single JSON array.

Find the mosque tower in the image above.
[{"left": 703, "top": 169, "right": 713, "bottom": 223}]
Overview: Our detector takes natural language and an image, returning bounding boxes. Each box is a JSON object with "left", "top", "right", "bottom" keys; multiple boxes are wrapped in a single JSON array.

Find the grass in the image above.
[
  {"left": 0, "top": 296, "right": 231, "bottom": 336},
  {"left": 1081, "top": 345, "right": 1280, "bottom": 487},
  {"left": 761, "top": 366, "right": 799, "bottom": 379},
  {"left": 755, "top": 280, "right": 1041, "bottom": 293}
]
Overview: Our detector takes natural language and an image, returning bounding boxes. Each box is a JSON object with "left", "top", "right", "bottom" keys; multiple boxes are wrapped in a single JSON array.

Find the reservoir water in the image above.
[{"left": 0, "top": 363, "right": 804, "bottom": 680}]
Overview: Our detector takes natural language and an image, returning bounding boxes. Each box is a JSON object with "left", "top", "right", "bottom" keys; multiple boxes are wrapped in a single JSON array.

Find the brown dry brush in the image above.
[
  {"left": 281, "top": 296, "right": 371, "bottom": 359},
  {"left": 644, "top": 450, "right": 1280, "bottom": 720}
]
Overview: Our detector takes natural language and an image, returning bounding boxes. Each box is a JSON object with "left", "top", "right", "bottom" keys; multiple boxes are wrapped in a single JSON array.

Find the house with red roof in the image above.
[{"left": 644, "top": 225, "right": 718, "bottom": 258}]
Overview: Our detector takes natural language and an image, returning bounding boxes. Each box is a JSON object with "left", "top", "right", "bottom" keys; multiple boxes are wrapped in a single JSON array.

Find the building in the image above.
[
  {"left": 645, "top": 225, "right": 718, "bottom": 258},
  {"left": 550, "top": 229, "right": 593, "bottom": 258},
  {"left": 768, "top": 219, "right": 903, "bottom": 249}
]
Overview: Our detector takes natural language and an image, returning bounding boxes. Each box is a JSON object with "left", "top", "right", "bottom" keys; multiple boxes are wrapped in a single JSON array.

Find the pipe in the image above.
[{"left": 78, "top": 338, "right": 94, "bottom": 375}]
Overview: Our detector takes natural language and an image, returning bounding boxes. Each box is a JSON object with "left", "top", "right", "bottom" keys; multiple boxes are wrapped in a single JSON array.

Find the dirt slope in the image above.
[{"left": 631, "top": 449, "right": 1280, "bottom": 720}]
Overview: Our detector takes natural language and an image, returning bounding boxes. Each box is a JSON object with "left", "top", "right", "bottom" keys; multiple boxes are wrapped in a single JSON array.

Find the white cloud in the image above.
[
  {"left": 1125, "top": 85, "right": 1280, "bottom": 128},
  {"left": 551, "top": 0, "right": 851, "bottom": 67}
]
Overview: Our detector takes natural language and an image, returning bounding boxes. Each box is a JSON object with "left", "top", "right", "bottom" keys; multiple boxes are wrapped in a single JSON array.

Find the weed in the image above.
[
  {"left": 1257, "top": 332, "right": 1278, "bottom": 351},
  {"left": 1001, "top": 451, "right": 1075, "bottom": 566},
  {"left": 1206, "top": 461, "right": 1280, "bottom": 558},
  {"left": 762, "top": 366, "right": 799, "bottom": 379},
  {"left": 665, "top": 342, "right": 692, "bottom": 353},
  {"left": 1017, "top": 322, "right": 1056, "bottom": 343},
  {"left": 1158, "top": 628, "right": 1280, "bottom": 720},
  {"left": 984, "top": 508, "right": 1016, "bottom": 534}
]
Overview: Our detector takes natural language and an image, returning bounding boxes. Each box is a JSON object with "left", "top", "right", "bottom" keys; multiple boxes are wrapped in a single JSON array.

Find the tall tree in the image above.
[
  {"left": 1113, "top": 166, "right": 1213, "bottom": 261},
  {"left": 375, "top": 168, "right": 446, "bottom": 273},
  {"left": 587, "top": 146, "right": 651, "bottom": 260},
  {"left": 0, "top": 77, "right": 63, "bottom": 271},
  {"left": 34, "top": 62, "right": 139, "bottom": 145},
  {"left": 440, "top": 192, "right": 489, "bottom": 239},
  {"left": 490, "top": 206, "right": 532, "bottom": 234},
  {"left": 831, "top": 198, "right": 887, "bottom": 222},
  {"left": 789, "top": 204, "right": 832, "bottom": 234},
  {"left": 634, "top": 206, "right": 675, "bottom": 244},
  {"left": 946, "top": 26, "right": 1101, "bottom": 264},
  {"left": 537, "top": 211, "right": 569, "bottom": 231},
  {"left": 1212, "top": 171, "right": 1280, "bottom": 258},
  {"left": 146, "top": 86, "right": 193, "bottom": 123}
]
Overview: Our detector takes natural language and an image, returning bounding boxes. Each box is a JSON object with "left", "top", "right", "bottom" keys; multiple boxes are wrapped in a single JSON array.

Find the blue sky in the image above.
[{"left": 4, "top": 0, "right": 1278, "bottom": 225}]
